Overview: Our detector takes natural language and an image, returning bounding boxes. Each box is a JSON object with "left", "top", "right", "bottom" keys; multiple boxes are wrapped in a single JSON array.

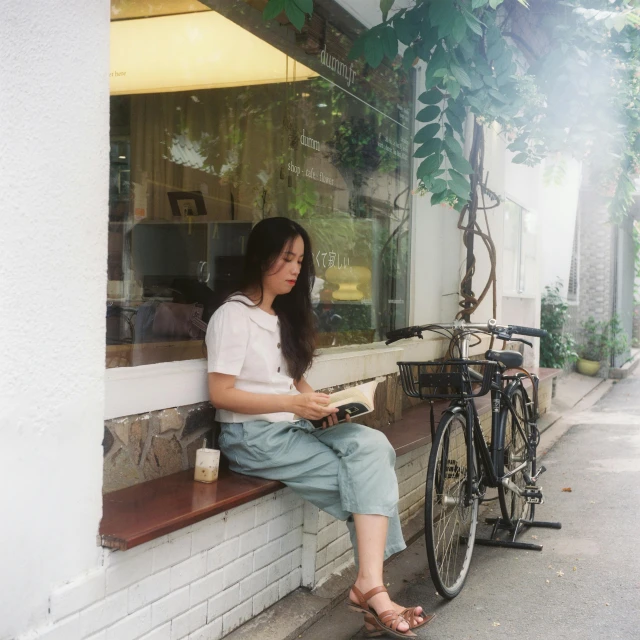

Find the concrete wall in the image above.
[{"left": 0, "top": 2, "right": 110, "bottom": 638}]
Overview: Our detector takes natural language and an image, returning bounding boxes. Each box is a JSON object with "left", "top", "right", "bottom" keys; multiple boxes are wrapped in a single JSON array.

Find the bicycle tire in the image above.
[
  {"left": 497, "top": 387, "right": 535, "bottom": 528},
  {"left": 424, "top": 409, "right": 479, "bottom": 599}
]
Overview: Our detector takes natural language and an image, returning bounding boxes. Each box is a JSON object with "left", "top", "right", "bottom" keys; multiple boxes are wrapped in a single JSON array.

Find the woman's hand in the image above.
[
  {"left": 320, "top": 411, "right": 351, "bottom": 429},
  {"left": 289, "top": 393, "right": 338, "bottom": 421}
]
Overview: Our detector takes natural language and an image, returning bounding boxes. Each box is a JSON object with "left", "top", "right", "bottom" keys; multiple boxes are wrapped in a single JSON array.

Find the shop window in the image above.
[
  {"left": 107, "top": 0, "right": 413, "bottom": 368},
  {"left": 503, "top": 199, "right": 537, "bottom": 296}
]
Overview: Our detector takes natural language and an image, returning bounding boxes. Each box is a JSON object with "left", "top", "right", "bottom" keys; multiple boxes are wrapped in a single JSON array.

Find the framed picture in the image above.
[{"left": 167, "top": 190, "right": 208, "bottom": 218}]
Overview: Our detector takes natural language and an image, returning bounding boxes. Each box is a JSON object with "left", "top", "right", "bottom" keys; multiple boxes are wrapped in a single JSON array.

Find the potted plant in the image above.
[
  {"left": 540, "top": 280, "right": 578, "bottom": 369},
  {"left": 576, "top": 315, "right": 628, "bottom": 376}
]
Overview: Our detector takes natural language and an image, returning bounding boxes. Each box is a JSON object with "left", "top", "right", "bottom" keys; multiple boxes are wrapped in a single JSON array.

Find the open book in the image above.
[{"left": 298, "top": 379, "right": 380, "bottom": 428}]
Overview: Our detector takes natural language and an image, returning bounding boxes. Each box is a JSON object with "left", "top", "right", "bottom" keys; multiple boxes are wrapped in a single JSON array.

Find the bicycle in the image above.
[{"left": 386, "top": 319, "right": 561, "bottom": 599}]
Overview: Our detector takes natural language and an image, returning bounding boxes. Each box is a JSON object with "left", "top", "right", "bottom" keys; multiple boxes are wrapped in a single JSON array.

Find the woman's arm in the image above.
[
  {"left": 294, "top": 377, "right": 314, "bottom": 394},
  {"left": 209, "top": 373, "right": 338, "bottom": 421}
]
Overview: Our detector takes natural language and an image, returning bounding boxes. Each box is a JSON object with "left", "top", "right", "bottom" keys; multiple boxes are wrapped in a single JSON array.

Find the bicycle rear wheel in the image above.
[
  {"left": 425, "top": 409, "right": 479, "bottom": 599},
  {"left": 498, "top": 387, "right": 535, "bottom": 527}
]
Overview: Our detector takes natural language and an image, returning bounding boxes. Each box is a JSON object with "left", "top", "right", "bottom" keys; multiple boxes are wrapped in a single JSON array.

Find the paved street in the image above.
[{"left": 299, "top": 372, "right": 640, "bottom": 640}]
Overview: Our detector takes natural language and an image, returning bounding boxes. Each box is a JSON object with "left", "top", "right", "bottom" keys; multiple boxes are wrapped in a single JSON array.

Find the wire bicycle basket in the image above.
[{"left": 397, "top": 360, "right": 497, "bottom": 400}]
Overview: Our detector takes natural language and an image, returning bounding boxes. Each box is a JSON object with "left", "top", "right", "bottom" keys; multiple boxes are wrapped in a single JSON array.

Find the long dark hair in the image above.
[{"left": 238, "top": 217, "right": 316, "bottom": 380}]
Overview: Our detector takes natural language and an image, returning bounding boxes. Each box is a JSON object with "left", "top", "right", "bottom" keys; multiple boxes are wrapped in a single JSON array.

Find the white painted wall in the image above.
[
  {"left": 539, "top": 157, "right": 582, "bottom": 292},
  {"left": 0, "top": 1, "right": 110, "bottom": 638}
]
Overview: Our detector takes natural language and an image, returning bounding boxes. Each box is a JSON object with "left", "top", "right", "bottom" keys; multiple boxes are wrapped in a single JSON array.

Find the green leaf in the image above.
[
  {"left": 446, "top": 78, "right": 461, "bottom": 100},
  {"left": 414, "top": 123, "right": 441, "bottom": 144},
  {"left": 426, "top": 44, "right": 447, "bottom": 77},
  {"left": 418, "top": 88, "right": 443, "bottom": 105},
  {"left": 447, "top": 149, "right": 473, "bottom": 174},
  {"left": 416, "top": 105, "right": 441, "bottom": 122},
  {"left": 472, "top": 0, "right": 488, "bottom": 7},
  {"left": 488, "top": 88, "right": 510, "bottom": 103},
  {"left": 380, "top": 0, "right": 395, "bottom": 21},
  {"left": 452, "top": 13, "right": 468, "bottom": 43},
  {"left": 364, "top": 35, "right": 384, "bottom": 67},
  {"left": 508, "top": 138, "right": 528, "bottom": 152},
  {"left": 293, "top": 0, "right": 313, "bottom": 14},
  {"left": 430, "top": 0, "right": 455, "bottom": 39},
  {"left": 512, "top": 152, "right": 529, "bottom": 164},
  {"left": 285, "top": 0, "right": 305, "bottom": 30},
  {"left": 493, "top": 51, "right": 512, "bottom": 75},
  {"left": 448, "top": 174, "right": 471, "bottom": 200},
  {"left": 418, "top": 153, "right": 444, "bottom": 178},
  {"left": 419, "top": 25, "right": 440, "bottom": 56},
  {"left": 402, "top": 46, "right": 417, "bottom": 72},
  {"left": 348, "top": 33, "right": 367, "bottom": 60},
  {"left": 450, "top": 169, "right": 471, "bottom": 187},
  {"left": 489, "top": 0, "right": 504, "bottom": 8},
  {"left": 381, "top": 26, "right": 398, "bottom": 59},
  {"left": 430, "top": 179, "right": 448, "bottom": 193},
  {"left": 444, "top": 135, "right": 463, "bottom": 156},
  {"left": 429, "top": 0, "right": 450, "bottom": 26},
  {"left": 462, "top": 8, "right": 484, "bottom": 36},
  {"left": 453, "top": 196, "right": 467, "bottom": 212},
  {"left": 450, "top": 65, "right": 472, "bottom": 87},
  {"left": 263, "top": 0, "right": 285, "bottom": 21},
  {"left": 393, "top": 15, "right": 418, "bottom": 45},
  {"left": 431, "top": 190, "right": 449, "bottom": 205},
  {"left": 414, "top": 139, "right": 442, "bottom": 157},
  {"left": 448, "top": 97, "right": 467, "bottom": 122},
  {"left": 446, "top": 110, "right": 464, "bottom": 136}
]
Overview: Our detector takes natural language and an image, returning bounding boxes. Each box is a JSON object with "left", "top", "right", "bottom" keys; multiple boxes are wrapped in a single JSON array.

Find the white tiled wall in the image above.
[{"left": 22, "top": 490, "right": 304, "bottom": 640}]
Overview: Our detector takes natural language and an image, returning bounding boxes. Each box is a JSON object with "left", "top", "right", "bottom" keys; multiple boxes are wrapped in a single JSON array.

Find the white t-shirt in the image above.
[{"left": 205, "top": 294, "right": 299, "bottom": 423}]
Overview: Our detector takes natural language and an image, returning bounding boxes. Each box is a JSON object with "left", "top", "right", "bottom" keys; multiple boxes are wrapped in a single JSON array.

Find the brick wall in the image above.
[
  {"left": 23, "top": 490, "right": 304, "bottom": 640},
  {"left": 574, "top": 190, "right": 615, "bottom": 328}
]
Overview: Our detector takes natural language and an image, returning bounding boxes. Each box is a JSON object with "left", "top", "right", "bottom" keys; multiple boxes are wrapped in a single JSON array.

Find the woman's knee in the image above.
[{"left": 354, "top": 426, "right": 396, "bottom": 464}]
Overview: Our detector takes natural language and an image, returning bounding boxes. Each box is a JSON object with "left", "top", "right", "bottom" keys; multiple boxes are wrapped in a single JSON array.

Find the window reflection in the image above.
[{"left": 107, "top": 1, "right": 412, "bottom": 368}]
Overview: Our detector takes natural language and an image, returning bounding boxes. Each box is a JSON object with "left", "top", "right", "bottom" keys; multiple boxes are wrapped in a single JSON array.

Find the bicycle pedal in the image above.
[{"left": 524, "top": 485, "right": 544, "bottom": 504}]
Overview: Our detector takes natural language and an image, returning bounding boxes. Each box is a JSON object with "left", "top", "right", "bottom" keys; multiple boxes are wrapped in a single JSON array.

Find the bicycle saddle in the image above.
[{"left": 485, "top": 349, "right": 523, "bottom": 369}]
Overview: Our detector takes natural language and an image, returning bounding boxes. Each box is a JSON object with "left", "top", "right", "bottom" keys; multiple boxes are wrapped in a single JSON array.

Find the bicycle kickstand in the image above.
[{"left": 476, "top": 515, "right": 562, "bottom": 551}]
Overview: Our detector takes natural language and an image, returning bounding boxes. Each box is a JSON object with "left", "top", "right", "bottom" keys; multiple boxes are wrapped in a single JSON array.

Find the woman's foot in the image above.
[
  {"left": 392, "top": 602, "right": 424, "bottom": 627},
  {"left": 355, "top": 596, "right": 425, "bottom": 633},
  {"left": 349, "top": 581, "right": 411, "bottom": 634}
]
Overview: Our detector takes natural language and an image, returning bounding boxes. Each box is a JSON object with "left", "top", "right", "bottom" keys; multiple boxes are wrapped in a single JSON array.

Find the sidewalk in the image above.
[{"left": 225, "top": 371, "right": 612, "bottom": 640}]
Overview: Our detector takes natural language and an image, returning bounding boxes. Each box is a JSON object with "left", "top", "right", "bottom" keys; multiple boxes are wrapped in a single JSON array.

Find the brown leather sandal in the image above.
[
  {"left": 398, "top": 607, "right": 436, "bottom": 630},
  {"left": 363, "top": 608, "right": 435, "bottom": 636},
  {"left": 347, "top": 585, "right": 416, "bottom": 639}
]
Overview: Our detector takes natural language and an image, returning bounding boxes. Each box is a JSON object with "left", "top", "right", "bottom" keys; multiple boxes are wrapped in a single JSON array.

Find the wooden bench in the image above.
[{"left": 100, "top": 368, "right": 560, "bottom": 551}]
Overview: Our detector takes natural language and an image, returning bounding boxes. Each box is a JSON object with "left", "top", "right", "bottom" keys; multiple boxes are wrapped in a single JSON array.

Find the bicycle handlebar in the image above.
[
  {"left": 385, "top": 320, "right": 548, "bottom": 345},
  {"left": 506, "top": 324, "right": 548, "bottom": 339}
]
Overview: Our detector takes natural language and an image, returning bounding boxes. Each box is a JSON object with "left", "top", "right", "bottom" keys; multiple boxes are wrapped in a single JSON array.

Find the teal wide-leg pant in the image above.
[{"left": 219, "top": 419, "right": 407, "bottom": 563}]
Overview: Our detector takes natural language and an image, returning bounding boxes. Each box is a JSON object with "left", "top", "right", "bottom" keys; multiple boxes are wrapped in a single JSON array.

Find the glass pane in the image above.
[
  {"left": 520, "top": 209, "right": 537, "bottom": 294},
  {"left": 107, "top": 1, "right": 412, "bottom": 367},
  {"left": 503, "top": 200, "right": 522, "bottom": 295}
]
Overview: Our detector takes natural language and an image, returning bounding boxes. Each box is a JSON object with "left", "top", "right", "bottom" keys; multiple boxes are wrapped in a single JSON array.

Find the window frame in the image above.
[
  {"left": 503, "top": 195, "right": 537, "bottom": 298},
  {"left": 105, "top": 2, "right": 417, "bottom": 415}
]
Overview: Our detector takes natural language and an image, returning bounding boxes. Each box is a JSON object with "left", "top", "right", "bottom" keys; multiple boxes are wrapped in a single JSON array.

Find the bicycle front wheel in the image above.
[
  {"left": 498, "top": 387, "right": 535, "bottom": 528},
  {"left": 425, "top": 409, "right": 479, "bottom": 599}
]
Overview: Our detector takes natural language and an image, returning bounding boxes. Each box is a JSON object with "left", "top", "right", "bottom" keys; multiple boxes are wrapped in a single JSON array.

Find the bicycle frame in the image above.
[{"left": 433, "top": 322, "right": 536, "bottom": 505}]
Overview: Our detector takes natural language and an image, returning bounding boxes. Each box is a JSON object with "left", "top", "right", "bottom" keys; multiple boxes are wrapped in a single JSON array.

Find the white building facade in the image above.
[{"left": 0, "top": 2, "right": 579, "bottom": 639}]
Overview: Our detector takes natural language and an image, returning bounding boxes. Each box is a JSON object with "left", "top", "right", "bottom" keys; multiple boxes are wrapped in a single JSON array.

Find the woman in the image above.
[{"left": 206, "top": 217, "right": 434, "bottom": 638}]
